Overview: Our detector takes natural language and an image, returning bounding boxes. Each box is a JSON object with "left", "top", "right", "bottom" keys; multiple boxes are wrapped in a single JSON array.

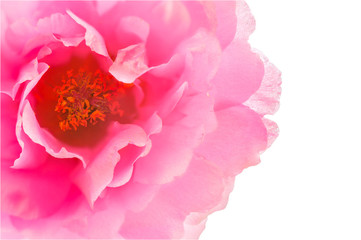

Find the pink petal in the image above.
[
  {"left": 107, "top": 145, "right": 149, "bottom": 188},
  {"left": 66, "top": 10, "right": 110, "bottom": 58},
  {"left": 109, "top": 43, "right": 149, "bottom": 84},
  {"left": 133, "top": 87, "right": 217, "bottom": 185},
  {"left": 120, "top": 157, "right": 226, "bottom": 239},
  {"left": 12, "top": 130, "right": 47, "bottom": 170},
  {"left": 71, "top": 123, "right": 148, "bottom": 206},
  {"left": 145, "top": 1, "right": 191, "bottom": 66},
  {"left": 133, "top": 124, "right": 202, "bottom": 184},
  {"left": 244, "top": 52, "right": 282, "bottom": 116},
  {"left": 235, "top": 0, "right": 256, "bottom": 40},
  {"left": 0, "top": 94, "right": 21, "bottom": 165},
  {"left": 198, "top": 1, "right": 237, "bottom": 49},
  {"left": 36, "top": 13, "right": 85, "bottom": 48},
  {"left": 214, "top": 1, "right": 237, "bottom": 48},
  {"left": 21, "top": 102, "right": 84, "bottom": 162},
  {"left": 1, "top": 156, "right": 76, "bottom": 220},
  {"left": 212, "top": 39, "right": 264, "bottom": 108},
  {"left": 176, "top": 29, "right": 222, "bottom": 93},
  {"left": 195, "top": 105, "right": 268, "bottom": 176},
  {"left": 119, "top": 16, "right": 150, "bottom": 43}
]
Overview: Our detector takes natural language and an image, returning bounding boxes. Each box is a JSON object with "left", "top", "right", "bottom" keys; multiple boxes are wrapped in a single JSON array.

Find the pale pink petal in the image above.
[
  {"left": 66, "top": 10, "right": 110, "bottom": 58},
  {"left": 36, "top": 13, "right": 85, "bottom": 48},
  {"left": 214, "top": 1, "right": 237, "bottom": 48},
  {"left": 106, "top": 179, "right": 160, "bottom": 213},
  {"left": 109, "top": 113, "right": 162, "bottom": 188},
  {"left": 244, "top": 52, "right": 282, "bottom": 116},
  {"left": 198, "top": 1, "right": 237, "bottom": 49},
  {"left": 235, "top": 0, "right": 256, "bottom": 40},
  {"left": 109, "top": 43, "right": 149, "bottom": 84},
  {"left": 108, "top": 145, "right": 149, "bottom": 188},
  {"left": 72, "top": 123, "right": 148, "bottom": 206},
  {"left": 119, "top": 16, "right": 150, "bottom": 43},
  {"left": 95, "top": 1, "right": 118, "bottom": 16},
  {"left": 176, "top": 29, "right": 222, "bottom": 92},
  {"left": 120, "top": 157, "right": 226, "bottom": 239},
  {"left": 133, "top": 121, "right": 205, "bottom": 185},
  {"left": 145, "top": 1, "right": 191, "bottom": 66},
  {"left": 195, "top": 105, "right": 268, "bottom": 176},
  {"left": 213, "top": 39, "right": 264, "bottom": 107},
  {"left": 262, "top": 118, "right": 280, "bottom": 148}
]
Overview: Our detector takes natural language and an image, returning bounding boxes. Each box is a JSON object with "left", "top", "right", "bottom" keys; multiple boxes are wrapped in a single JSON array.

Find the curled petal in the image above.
[
  {"left": 109, "top": 43, "right": 149, "bottom": 84},
  {"left": 66, "top": 10, "right": 110, "bottom": 58},
  {"left": 71, "top": 123, "right": 148, "bottom": 206}
]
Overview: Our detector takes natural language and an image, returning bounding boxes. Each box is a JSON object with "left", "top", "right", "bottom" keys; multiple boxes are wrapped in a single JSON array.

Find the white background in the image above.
[{"left": 201, "top": 0, "right": 361, "bottom": 239}]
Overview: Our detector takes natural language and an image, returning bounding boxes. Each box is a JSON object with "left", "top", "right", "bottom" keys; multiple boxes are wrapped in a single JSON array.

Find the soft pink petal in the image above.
[
  {"left": 10, "top": 59, "right": 49, "bottom": 100},
  {"left": 36, "top": 13, "right": 85, "bottom": 48},
  {"left": 109, "top": 43, "right": 149, "bottom": 84},
  {"left": 212, "top": 39, "right": 264, "bottom": 108},
  {"left": 195, "top": 105, "right": 268, "bottom": 176},
  {"left": 235, "top": 0, "right": 256, "bottom": 40},
  {"left": 66, "top": 10, "right": 110, "bottom": 58},
  {"left": 198, "top": 1, "right": 237, "bottom": 49},
  {"left": 120, "top": 156, "right": 226, "bottom": 239},
  {"left": 12, "top": 130, "right": 47, "bottom": 170},
  {"left": 244, "top": 52, "right": 282, "bottom": 116},
  {"left": 21, "top": 102, "right": 84, "bottom": 163},
  {"left": 119, "top": 16, "right": 150, "bottom": 43},
  {"left": 109, "top": 113, "right": 162, "bottom": 188},
  {"left": 176, "top": 29, "right": 222, "bottom": 93},
  {"left": 0, "top": 94, "right": 21, "bottom": 165},
  {"left": 214, "top": 1, "right": 237, "bottom": 48},
  {"left": 72, "top": 123, "right": 148, "bottom": 206},
  {"left": 262, "top": 118, "right": 280, "bottom": 148},
  {"left": 145, "top": 1, "right": 191, "bottom": 66},
  {"left": 133, "top": 124, "right": 202, "bottom": 184},
  {"left": 108, "top": 145, "right": 149, "bottom": 188},
  {"left": 106, "top": 179, "right": 160, "bottom": 213},
  {"left": 1, "top": 156, "right": 77, "bottom": 220}
]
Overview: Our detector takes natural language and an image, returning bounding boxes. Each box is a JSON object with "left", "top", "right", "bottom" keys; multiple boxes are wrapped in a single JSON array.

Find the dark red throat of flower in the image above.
[{"left": 54, "top": 68, "right": 130, "bottom": 131}]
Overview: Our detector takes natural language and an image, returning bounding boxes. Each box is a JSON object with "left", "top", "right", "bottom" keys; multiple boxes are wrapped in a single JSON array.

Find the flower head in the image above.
[{"left": 1, "top": 1, "right": 281, "bottom": 239}]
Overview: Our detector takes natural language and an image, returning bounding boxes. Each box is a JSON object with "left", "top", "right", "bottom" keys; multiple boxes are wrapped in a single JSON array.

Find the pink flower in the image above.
[{"left": 1, "top": 1, "right": 281, "bottom": 239}]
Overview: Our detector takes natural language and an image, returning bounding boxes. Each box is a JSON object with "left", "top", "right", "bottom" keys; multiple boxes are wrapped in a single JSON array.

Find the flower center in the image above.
[{"left": 54, "top": 68, "right": 128, "bottom": 131}]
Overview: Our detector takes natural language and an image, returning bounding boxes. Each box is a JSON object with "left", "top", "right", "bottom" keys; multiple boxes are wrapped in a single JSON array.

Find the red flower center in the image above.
[
  {"left": 54, "top": 68, "right": 130, "bottom": 131},
  {"left": 30, "top": 51, "right": 138, "bottom": 146}
]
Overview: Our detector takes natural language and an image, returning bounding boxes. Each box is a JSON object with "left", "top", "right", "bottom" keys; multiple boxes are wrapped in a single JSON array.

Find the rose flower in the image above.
[{"left": 1, "top": 1, "right": 281, "bottom": 239}]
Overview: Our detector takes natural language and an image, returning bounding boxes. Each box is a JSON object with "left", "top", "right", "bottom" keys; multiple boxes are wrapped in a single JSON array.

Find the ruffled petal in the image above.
[
  {"left": 235, "top": 0, "right": 256, "bottom": 40},
  {"left": 66, "top": 10, "right": 110, "bottom": 58},
  {"left": 109, "top": 43, "right": 149, "bottom": 84},
  {"left": 212, "top": 39, "right": 264, "bottom": 108},
  {"left": 120, "top": 156, "right": 226, "bottom": 239},
  {"left": 244, "top": 52, "right": 282, "bottom": 116},
  {"left": 71, "top": 123, "right": 148, "bottom": 206},
  {"left": 195, "top": 105, "right": 268, "bottom": 176}
]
